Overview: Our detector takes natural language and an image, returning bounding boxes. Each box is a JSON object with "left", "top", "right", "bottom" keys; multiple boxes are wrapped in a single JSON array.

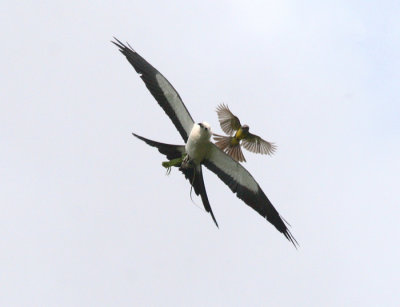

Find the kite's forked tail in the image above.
[
  {"left": 213, "top": 134, "right": 246, "bottom": 162},
  {"left": 132, "top": 133, "right": 219, "bottom": 227}
]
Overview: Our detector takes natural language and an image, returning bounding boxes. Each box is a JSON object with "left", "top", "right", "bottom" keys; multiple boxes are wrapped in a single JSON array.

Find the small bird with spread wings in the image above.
[{"left": 213, "top": 104, "right": 277, "bottom": 162}]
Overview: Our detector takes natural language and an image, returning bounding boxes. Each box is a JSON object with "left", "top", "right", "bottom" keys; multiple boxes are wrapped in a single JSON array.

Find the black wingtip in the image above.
[
  {"left": 280, "top": 216, "right": 299, "bottom": 248},
  {"left": 111, "top": 37, "right": 135, "bottom": 53},
  {"left": 132, "top": 133, "right": 151, "bottom": 145},
  {"left": 111, "top": 37, "right": 124, "bottom": 50},
  {"left": 285, "top": 230, "right": 299, "bottom": 249},
  {"left": 132, "top": 132, "right": 141, "bottom": 140}
]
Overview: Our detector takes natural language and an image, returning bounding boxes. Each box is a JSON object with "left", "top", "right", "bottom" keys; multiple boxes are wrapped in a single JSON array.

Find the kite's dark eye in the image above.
[{"left": 198, "top": 123, "right": 204, "bottom": 128}]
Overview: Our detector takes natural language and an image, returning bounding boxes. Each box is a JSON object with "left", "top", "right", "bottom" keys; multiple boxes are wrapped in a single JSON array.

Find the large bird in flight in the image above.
[
  {"left": 112, "top": 38, "right": 297, "bottom": 247},
  {"left": 213, "top": 103, "right": 277, "bottom": 162}
]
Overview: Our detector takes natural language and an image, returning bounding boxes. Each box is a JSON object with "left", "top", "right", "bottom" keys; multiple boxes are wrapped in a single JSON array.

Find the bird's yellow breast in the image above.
[{"left": 234, "top": 127, "right": 246, "bottom": 141}]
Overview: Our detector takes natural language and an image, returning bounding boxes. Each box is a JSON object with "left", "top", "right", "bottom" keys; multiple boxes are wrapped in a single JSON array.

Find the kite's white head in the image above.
[
  {"left": 185, "top": 122, "right": 213, "bottom": 163},
  {"left": 196, "top": 122, "right": 212, "bottom": 140}
]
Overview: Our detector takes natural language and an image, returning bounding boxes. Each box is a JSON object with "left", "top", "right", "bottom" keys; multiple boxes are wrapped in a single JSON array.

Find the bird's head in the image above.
[
  {"left": 242, "top": 125, "right": 250, "bottom": 133},
  {"left": 197, "top": 122, "right": 212, "bottom": 139}
]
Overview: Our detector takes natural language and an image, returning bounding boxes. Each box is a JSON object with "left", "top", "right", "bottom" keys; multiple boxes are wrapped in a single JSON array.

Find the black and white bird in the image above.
[{"left": 112, "top": 38, "right": 297, "bottom": 247}]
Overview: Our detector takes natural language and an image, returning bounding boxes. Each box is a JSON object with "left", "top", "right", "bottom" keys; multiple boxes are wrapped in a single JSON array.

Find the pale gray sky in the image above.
[{"left": 1, "top": 1, "right": 399, "bottom": 306}]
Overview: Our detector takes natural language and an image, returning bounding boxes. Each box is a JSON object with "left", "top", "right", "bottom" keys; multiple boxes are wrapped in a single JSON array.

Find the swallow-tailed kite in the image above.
[
  {"left": 213, "top": 103, "right": 277, "bottom": 162},
  {"left": 112, "top": 38, "right": 297, "bottom": 247}
]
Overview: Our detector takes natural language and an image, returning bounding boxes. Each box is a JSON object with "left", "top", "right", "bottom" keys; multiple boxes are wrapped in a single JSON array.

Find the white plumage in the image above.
[{"left": 185, "top": 122, "right": 212, "bottom": 164}]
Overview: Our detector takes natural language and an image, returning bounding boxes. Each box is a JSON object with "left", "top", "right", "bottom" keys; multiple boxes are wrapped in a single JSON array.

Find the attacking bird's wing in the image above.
[
  {"left": 216, "top": 104, "right": 242, "bottom": 135},
  {"left": 213, "top": 134, "right": 246, "bottom": 162},
  {"left": 203, "top": 144, "right": 297, "bottom": 247},
  {"left": 113, "top": 38, "right": 194, "bottom": 142},
  {"left": 132, "top": 133, "right": 218, "bottom": 227},
  {"left": 242, "top": 133, "right": 277, "bottom": 156}
]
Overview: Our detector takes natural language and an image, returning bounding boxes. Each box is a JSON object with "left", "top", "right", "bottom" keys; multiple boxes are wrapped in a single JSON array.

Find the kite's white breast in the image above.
[{"left": 185, "top": 123, "right": 212, "bottom": 164}]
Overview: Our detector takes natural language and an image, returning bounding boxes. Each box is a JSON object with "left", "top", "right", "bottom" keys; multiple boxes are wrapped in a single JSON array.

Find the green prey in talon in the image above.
[{"left": 162, "top": 153, "right": 188, "bottom": 175}]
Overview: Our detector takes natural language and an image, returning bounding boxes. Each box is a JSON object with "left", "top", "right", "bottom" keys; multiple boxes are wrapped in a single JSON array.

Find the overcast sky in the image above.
[{"left": 1, "top": 1, "right": 399, "bottom": 306}]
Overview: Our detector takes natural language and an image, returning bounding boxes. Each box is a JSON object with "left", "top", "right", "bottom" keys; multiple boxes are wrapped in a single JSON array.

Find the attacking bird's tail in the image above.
[{"left": 213, "top": 134, "right": 246, "bottom": 162}]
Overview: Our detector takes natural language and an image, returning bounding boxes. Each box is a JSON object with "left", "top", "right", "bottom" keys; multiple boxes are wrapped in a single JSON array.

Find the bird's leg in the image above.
[
  {"left": 179, "top": 154, "right": 195, "bottom": 171},
  {"left": 162, "top": 153, "right": 187, "bottom": 175}
]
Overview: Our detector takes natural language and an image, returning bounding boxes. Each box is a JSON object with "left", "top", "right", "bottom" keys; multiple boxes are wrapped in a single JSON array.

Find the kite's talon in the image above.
[{"left": 179, "top": 154, "right": 195, "bottom": 170}]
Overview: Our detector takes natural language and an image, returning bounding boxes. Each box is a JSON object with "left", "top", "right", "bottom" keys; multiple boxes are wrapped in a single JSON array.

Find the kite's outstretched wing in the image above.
[
  {"left": 203, "top": 144, "right": 297, "bottom": 247},
  {"left": 216, "top": 103, "right": 242, "bottom": 135},
  {"left": 132, "top": 133, "right": 218, "bottom": 227},
  {"left": 242, "top": 133, "right": 277, "bottom": 156},
  {"left": 113, "top": 38, "right": 194, "bottom": 142}
]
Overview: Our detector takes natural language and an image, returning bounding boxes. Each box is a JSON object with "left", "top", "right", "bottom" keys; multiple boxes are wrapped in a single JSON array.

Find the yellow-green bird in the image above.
[{"left": 213, "top": 104, "right": 277, "bottom": 162}]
